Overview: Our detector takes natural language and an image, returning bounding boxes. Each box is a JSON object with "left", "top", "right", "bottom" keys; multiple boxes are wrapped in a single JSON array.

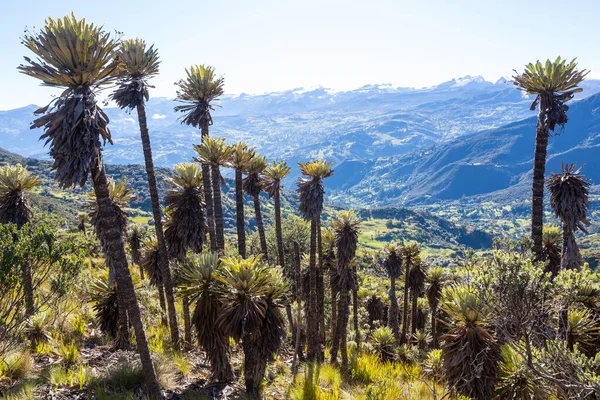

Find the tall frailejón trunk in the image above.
[
  {"left": 331, "top": 283, "right": 350, "bottom": 371},
  {"left": 242, "top": 339, "right": 260, "bottom": 399},
  {"left": 211, "top": 164, "right": 225, "bottom": 253},
  {"left": 136, "top": 103, "right": 180, "bottom": 349},
  {"left": 90, "top": 154, "right": 161, "bottom": 398},
  {"left": 401, "top": 263, "right": 410, "bottom": 344},
  {"left": 201, "top": 121, "right": 217, "bottom": 251},
  {"left": 431, "top": 306, "right": 438, "bottom": 348},
  {"left": 293, "top": 241, "right": 303, "bottom": 364},
  {"left": 411, "top": 290, "right": 418, "bottom": 336},
  {"left": 253, "top": 194, "right": 269, "bottom": 261},
  {"left": 388, "top": 276, "right": 400, "bottom": 342},
  {"left": 275, "top": 189, "right": 295, "bottom": 344},
  {"left": 274, "top": 191, "right": 285, "bottom": 267},
  {"left": 307, "top": 218, "right": 318, "bottom": 361},
  {"left": 352, "top": 262, "right": 360, "bottom": 347},
  {"left": 317, "top": 264, "right": 325, "bottom": 361},
  {"left": 330, "top": 266, "right": 337, "bottom": 346},
  {"left": 115, "top": 291, "right": 130, "bottom": 350},
  {"left": 235, "top": 169, "right": 246, "bottom": 258},
  {"left": 531, "top": 96, "right": 551, "bottom": 260},
  {"left": 104, "top": 234, "right": 129, "bottom": 349},
  {"left": 317, "top": 223, "right": 325, "bottom": 359}
]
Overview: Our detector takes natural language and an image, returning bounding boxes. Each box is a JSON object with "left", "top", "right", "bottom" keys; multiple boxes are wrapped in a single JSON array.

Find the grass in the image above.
[
  {"left": 57, "top": 340, "right": 78, "bottom": 366},
  {"left": 0, "top": 351, "right": 33, "bottom": 380},
  {"left": 286, "top": 352, "right": 443, "bottom": 400},
  {"left": 171, "top": 352, "right": 193, "bottom": 377},
  {"left": 0, "top": 379, "right": 36, "bottom": 400},
  {"left": 148, "top": 325, "right": 167, "bottom": 354},
  {"left": 45, "top": 364, "right": 91, "bottom": 389}
]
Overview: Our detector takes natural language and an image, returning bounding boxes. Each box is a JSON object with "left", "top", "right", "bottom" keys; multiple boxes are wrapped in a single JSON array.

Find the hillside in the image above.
[
  {"left": 331, "top": 92, "right": 600, "bottom": 206},
  {"left": 0, "top": 147, "right": 493, "bottom": 254}
]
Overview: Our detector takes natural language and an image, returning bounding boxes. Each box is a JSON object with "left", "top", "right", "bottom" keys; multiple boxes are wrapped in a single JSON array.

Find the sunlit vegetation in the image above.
[{"left": 0, "top": 12, "right": 598, "bottom": 400}]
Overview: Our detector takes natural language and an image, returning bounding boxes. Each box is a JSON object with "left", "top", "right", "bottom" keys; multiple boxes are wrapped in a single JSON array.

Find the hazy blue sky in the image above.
[{"left": 2, "top": 0, "right": 600, "bottom": 110}]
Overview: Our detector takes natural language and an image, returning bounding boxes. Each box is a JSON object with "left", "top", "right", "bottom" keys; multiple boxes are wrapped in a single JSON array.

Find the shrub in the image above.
[
  {"left": 423, "top": 349, "right": 443, "bottom": 382},
  {"left": 25, "top": 312, "right": 52, "bottom": 346},
  {"left": 171, "top": 352, "right": 192, "bottom": 377},
  {"left": 496, "top": 343, "right": 548, "bottom": 399},
  {"left": 369, "top": 326, "right": 396, "bottom": 362},
  {"left": 0, "top": 350, "right": 33, "bottom": 380},
  {"left": 58, "top": 340, "right": 78, "bottom": 366},
  {"left": 0, "top": 380, "right": 35, "bottom": 400}
]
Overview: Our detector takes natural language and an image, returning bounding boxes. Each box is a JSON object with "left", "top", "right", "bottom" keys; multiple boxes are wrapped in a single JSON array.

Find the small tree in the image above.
[
  {"left": 178, "top": 252, "right": 234, "bottom": 382},
  {"left": 0, "top": 164, "right": 40, "bottom": 316},
  {"left": 243, "top": 155, "right": 269, "bottom": 260},
  {"left": 174, "top": 65, "right": 224, "bottom": 252},
  {"left": 441, "top": 284, "right": 499, "bottom": 400},
  {"left": 547, "top": 163, "right": 591, "bottom": 271},
  {"left": 513, "top": 58, "right": 587, "bottom": 259},
  {"left": 382, "top": 242, "right": 402, "bottom": 342},
  {"left": 226, "top": 142, "right": 255, "bottom": 258},
  {"left": 112, "top": 38, "right": 180, "bottom": 349},
  {"left": 329, "top": 210, "right": 360, "bottom": 370},
  {"left": 128, "top": 223, "right": 147, "bottom": 279},
  {"left": 216, "top": 255, "right": 289, "bottom": 398},
  {"left": 426, "top": 266, "right": 447, "bottom": 348}
]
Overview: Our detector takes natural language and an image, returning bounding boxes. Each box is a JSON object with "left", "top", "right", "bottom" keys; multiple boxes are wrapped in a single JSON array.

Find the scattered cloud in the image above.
[{"left": 152, "top": 114, "right": 167, "bottom": 120}]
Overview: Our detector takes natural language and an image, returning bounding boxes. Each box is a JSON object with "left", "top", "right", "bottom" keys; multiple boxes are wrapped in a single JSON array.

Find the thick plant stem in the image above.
[
  {"left": 242, "top": 340, "right": 260, "bottom": 399},
  {"left": 330, "top": 267, "right": 337, "bottom": 345},
  {"left": 411, "top": 290, "right": 419, "bottom": 336},
  {"left": 211, "top": 164, "right": 225, "bottom": 253},
  {"left": 352, "top": 266, "right": 360, "bottom": 347},
  {"left": 388, "top": 276, "right": 400, "bottom": 343},
  {"left": 330, "top": 280, "right": 348, "bottom": 364},
  {"left": 201, "top": 121, "right": 217, "bottom": 252},
  {"left": 293, "top": 241, "right": 303, "bottom": 366},
  {"left": 114, "top": 286, "right": 131, "bottom": 350},
  {"left": 274, "top": 190, "right": 285, "bottom": 267},
  {"left": 401, "top": 263, "right": 411, "bottom": 344},
  {"left": 317, "top": 223, "right": 325, "bottom": 359},
  {"left": 136, "top": 103, "right": 180, "bottom": 349},
  {"left": 235, "top": 168, "right": 246, "bottom": 258},
  {"left": 307, "top": 218, "right": 319, "bottom": 361},
  {"left": 254, "top": 194, "right": 269, "bottom": 261},
  {"left": 91, "top": 155, "right": 161, "bottom": 398},
  {"left": 431, "top": 307, "right": 438, "bottom": 348},
  {"left": 531, "top": 97, "right": 550, "bottom": 260}
]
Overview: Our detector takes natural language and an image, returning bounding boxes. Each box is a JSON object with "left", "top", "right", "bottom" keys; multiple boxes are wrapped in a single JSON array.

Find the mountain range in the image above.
[
  {"left": 331, "top": 92, "right": 600, "bottom": 206},
  {"left": 2, "top": 76, "right": 600, "bottom": 207}
]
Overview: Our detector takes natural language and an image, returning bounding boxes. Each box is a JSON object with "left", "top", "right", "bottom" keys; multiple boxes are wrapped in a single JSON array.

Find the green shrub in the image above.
[
  {"left": 369, "top": 326, "right": 396, "bottom": 362},
  {"left": 24, "top": 312, "right": 52, "bottom": 346},
  {"left": 0, "top": 351, "right": 33, "bottom": 380},
  {"left": 423, "top": 349, "right": 443, "bottom": 382},
  {"left": 57, "top": 340, "right": 78, "bottom": 366},
  {"left": 171, "top": 352, "right": 192, "bottom": 377},
  {"left": 71, "top": 315, "right": 86, "bottom": 338},
  {"left": 0, "top": 380, "right": 35, "bottom": 400}
]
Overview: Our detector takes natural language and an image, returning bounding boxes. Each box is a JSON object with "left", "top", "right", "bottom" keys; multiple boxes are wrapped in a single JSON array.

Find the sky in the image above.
[{"left": 1, "top": 0, "right": 600, "bottom": 110}]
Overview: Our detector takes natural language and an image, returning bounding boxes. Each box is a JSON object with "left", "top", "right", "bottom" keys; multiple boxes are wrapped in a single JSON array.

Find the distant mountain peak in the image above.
[
  {"left": 432, "top": 75, "right": 492, "bottom": 90},
  {"left": 453, "top": 75, "right": 486, "bottom": 86},
  {"left": 494, "top": 76, "right": 513, "bottom": 85}
]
